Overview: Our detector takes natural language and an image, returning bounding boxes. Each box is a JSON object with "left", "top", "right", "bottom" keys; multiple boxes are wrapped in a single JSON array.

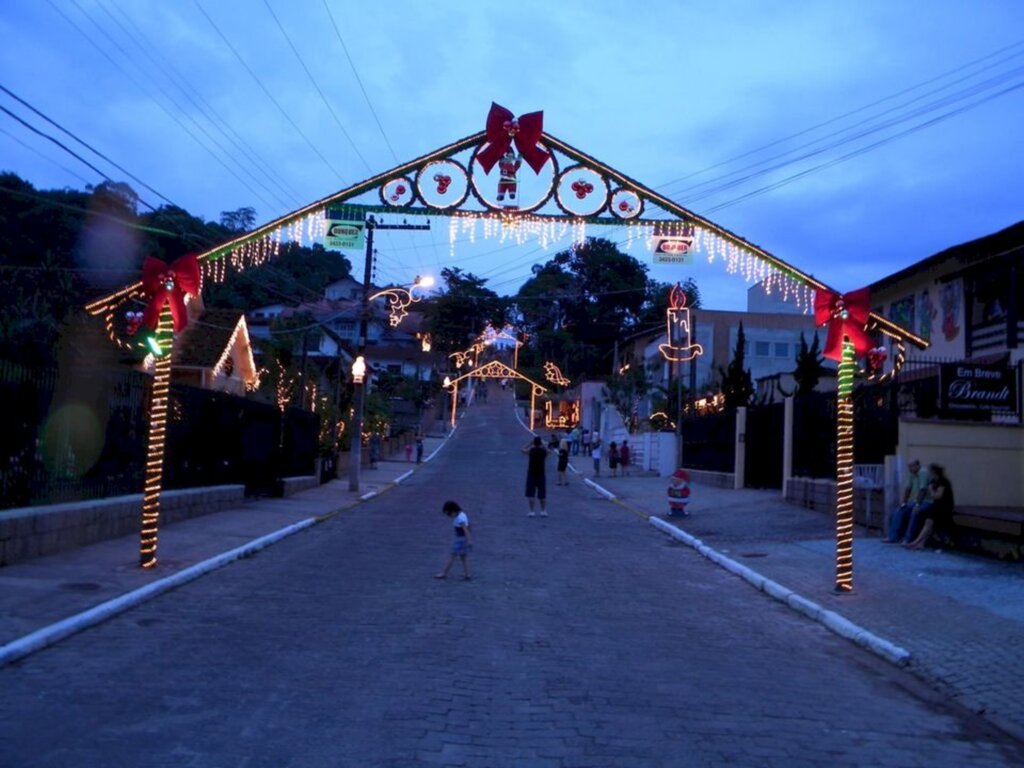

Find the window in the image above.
[
  {"left": 774, "top": 342, "right": 789, "bottom": 358},
  {"left": 754, "top": 341, "right": 771, "bottom": 357}
]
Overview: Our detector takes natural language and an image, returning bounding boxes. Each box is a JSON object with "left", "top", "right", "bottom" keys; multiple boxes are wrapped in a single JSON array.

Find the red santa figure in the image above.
[
  {"left": 667, "top": 468, "right": 690, "bottom": 517},
  {"left": 496, "top": 149, "right": 521, "bottom": 202}
]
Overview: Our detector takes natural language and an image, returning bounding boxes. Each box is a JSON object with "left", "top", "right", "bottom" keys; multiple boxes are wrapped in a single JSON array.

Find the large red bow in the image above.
[
  {"left": 476, "top": 102, "right": 550, "bottom": 175},
  {"left": 813, "top": 287, "right": 873, "bottom": 362},
  {"left": 140, "top": 254, "right": 200, "bottom": 333}
]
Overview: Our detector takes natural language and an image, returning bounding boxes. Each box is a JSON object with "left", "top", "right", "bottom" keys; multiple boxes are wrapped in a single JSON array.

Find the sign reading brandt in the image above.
[
  {"left": 939, "top": 360, "right": 1017, "bottom": 412},
  {"left": 323, "top": 219, "right": 366, "bottom": 251}
]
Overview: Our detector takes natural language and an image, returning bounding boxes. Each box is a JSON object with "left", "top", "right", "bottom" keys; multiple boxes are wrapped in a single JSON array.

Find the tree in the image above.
[
  {"left": 423, "top": 267, "right": 506, "bottom": 352},
  {"left": 602, "top": 356, "right": 661, "bottom": 433},
  {"left": 514, "top": 237, "right": 652, "bottom": 379},
  {"left": 792, "top": 332, "right": 824, "bottom": 395},
  {"left": 219, "top": 207, "right": 257, "bottom": 233},
  {"left": 718, "top": 322, "right": 753, "bottom": 409}
]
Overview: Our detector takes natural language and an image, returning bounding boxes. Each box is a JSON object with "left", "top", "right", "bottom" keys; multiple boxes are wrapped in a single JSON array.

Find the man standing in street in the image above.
[{"left": 522, "top": 436, "right": 549, "bottom": 518}]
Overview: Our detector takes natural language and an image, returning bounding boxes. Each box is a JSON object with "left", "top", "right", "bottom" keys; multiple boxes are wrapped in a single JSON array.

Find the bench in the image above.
[{"left": 935, "top": 506, "right": 1024, "bottom": 561}]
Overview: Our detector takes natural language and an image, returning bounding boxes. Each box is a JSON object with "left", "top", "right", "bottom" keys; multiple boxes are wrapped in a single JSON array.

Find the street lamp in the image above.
[{"left": 352, "top": 355, "right": 366, "bottom": 383}]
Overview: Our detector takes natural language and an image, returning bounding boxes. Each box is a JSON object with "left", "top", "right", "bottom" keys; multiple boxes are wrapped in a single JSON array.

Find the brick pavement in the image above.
[
  {"left": 589, "top": 468, "right": 1024, "bottom": 746},
  {"left": 0, "top": 396, "right": 1022, "bottom": 766}
]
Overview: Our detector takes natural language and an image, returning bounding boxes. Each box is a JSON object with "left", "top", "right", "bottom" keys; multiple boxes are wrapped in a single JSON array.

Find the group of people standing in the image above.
[
  {"left": 884, "top": 459, "right": 954, "bottom": 549},
  {"left": 521, "top": 430, "right": 634, "bottom": 516}
]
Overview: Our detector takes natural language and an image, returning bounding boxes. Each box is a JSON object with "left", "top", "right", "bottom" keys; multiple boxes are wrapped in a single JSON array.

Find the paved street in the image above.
[{"left": 2, "top": 392, "right": 1023, "bottom": 767}]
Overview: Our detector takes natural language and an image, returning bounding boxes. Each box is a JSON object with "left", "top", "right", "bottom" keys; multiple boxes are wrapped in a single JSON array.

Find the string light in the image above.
[
  {"left": 139, "top": 306, "right": 174, "bottom": 568},
  {"left": 834, "top": 339, "right": 856, "bottom": 592}
]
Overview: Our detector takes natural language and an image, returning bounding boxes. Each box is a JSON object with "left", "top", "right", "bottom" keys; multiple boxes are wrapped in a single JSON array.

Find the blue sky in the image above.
[{"left": 2, "top": 1, "right": 1023, "bottom": 310}]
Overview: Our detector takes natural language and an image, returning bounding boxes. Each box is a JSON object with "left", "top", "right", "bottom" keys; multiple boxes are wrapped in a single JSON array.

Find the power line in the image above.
[
  {"left": 262, "top": 0, "right": 371, "bottom": 174},
  {"left": 191, "top": 0, "right": 348, "bottom": 183},
  {"left": 45, "top": 0, "right": 284, "bottom": 215},
  {"left": 0, "top": 82, "right": 184, "bottom": 209},
  {"left": 321, "top": 0, "right": 399, "bottom": 164},
  {"left": 675, "top": 65, "right": 1024, "bottom": 208},
  {"left": 102, "top": 0, "right": 308, "bottom": 207},
  {"left": 68, "top": 0, "right": 294, "bottom": 214},
  {"left": 0, "top": 103, "right": 162, "bottom": 212},
  {"left": 656, "top": 37, "right": 1024, "bottom": 196},
  {"left": 701, "top": 78, "right": 1024, "bottom": 215},
  {"left": 0, "top": 126, "right": 93, "bottom": 186}
]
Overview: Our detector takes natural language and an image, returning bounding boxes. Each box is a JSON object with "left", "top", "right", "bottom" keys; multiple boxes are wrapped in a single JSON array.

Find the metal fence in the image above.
[
  {"left": 680, "top": 409, "right": 736, "bottom": 473},
  {"left": 0, "top": 361, "right": 319, "bottom": 510}
]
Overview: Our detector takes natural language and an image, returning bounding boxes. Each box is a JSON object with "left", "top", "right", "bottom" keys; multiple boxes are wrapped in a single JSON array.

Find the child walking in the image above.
[{"left": 435, "top": 500, "right": 472, "bottom": 580}]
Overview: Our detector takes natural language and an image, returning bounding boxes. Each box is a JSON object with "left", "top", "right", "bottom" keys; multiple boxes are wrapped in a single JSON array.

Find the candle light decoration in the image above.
[{"left": 658, "top": 283, "right": 704, "bottom": 363}]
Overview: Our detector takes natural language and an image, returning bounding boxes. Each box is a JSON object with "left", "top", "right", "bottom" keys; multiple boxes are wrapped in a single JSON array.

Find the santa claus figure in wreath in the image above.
[{"left": 496, "top": 149, "right": 521, "bottom": 202}]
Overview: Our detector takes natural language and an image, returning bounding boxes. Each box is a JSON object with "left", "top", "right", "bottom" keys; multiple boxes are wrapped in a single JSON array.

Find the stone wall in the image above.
[
  {"left": 784, "top": 477, "right": 885, "bottom": 530},
  {"left": 0, "top": 485, "right": 245, "bottom": 567},
  {"left": 688, "top": 469, "right": 735, "bottom": 489}
]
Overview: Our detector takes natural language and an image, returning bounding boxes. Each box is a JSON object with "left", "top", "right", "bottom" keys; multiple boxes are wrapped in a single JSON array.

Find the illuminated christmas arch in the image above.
[
  {"left": 444, "top": 360, "right": 547, "bottom": 431},
  {"left": 84, "top": 101, "right": 927, "bottom": 585}
]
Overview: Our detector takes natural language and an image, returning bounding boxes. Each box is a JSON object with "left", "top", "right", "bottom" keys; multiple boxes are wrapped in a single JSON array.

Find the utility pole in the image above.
[{"left": 349, "top": 214, "right": 430, "bottom": 492}]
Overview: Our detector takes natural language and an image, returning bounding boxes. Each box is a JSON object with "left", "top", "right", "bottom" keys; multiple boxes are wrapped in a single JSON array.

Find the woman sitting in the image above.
[{"left": 904, "top": 464, "right": 954, "bottom": 549}]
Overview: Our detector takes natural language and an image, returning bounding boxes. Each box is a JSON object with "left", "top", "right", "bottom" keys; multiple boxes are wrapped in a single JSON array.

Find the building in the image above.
[{"left": 868, "top": 219, "right": 1024, "bottom": 364}]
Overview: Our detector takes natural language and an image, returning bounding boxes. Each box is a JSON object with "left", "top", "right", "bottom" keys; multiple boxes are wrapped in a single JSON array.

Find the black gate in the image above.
[
  {"left": 681, "top": 410, "right": 736, "bottom": 473},
  {"left": 793, "top": 392, "right": 836, "bottom": 479},
  {"left": 744, "top": 402, "right": 784, "bottom": 488}
]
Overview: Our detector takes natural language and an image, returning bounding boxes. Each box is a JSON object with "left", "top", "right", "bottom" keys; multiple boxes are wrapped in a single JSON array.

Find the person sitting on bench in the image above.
[
  {"left": 904, "top": 464, "right": 954, "bottom": 549},
  {"left": 883, "top": 459, "right": 929, "bottom": 543}
]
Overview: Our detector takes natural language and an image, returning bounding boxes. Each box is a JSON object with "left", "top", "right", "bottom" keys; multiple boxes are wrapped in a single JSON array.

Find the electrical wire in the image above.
[
  {"left": 191, "top": 0, "right": 348, "bottom": 183},
  {"left": 262, "top": 0, "right": 371, "bottom": 174},
  {"left": 102, "top": 0, "right": 307, "bottom": 207},
  {"left": 676, "top": 66, "right": 1024, "bottom": 208},
  {"left": 656, "top": 37, "right": 1024, "bottom": 195},
  {"left": 70, "top": 0, "right": 295, "bottom": 213},
  {"left": 320, "top": 0, "right": 399, "bottom": 164},
  {"left": 45, "top": 0, "right": 284, "bottom": 215},
  {"left": 0, "top": 82, "right": 183, "bottom": 209},
  {"left": 0, "top": 125, "right": 93, "bottom": 186}
]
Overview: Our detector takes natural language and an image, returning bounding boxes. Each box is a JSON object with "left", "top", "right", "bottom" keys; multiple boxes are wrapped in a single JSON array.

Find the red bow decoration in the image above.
[
  {"left": 140, "top": 254, "right": 200, "bottom": 333},
  {"left": 813, "top": 287, "right": 873, "bottom": 362},
  {"left": 476, "top": 102, "right": 550, "bottom": 175}
]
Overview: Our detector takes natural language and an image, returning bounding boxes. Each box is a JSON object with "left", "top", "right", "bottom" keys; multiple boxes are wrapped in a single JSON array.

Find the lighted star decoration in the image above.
[{"left": 544, "top": 362, "right": 571, "bottom": 387}]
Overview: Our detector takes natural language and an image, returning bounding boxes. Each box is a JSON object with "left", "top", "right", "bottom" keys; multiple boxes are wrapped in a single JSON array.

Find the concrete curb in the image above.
[
  {"left": 648, "top": 516, "right": 912, "bottom": 667},
  {"left": 424, "top": 426, "right": 454, "bottom": 464},
  {"left": 393, "top": 469, "right": 414, "bottom": 484},
  {"left": 0, "top": 518, "right": 318, "bottom": 669},
  {"left": 584, "top": 477, "right": 616, "bottom": 500}
]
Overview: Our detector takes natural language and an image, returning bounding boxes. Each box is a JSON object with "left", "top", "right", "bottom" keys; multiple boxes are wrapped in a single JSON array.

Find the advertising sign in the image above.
[
  {"left": 939, "top": 360, "right": 1018, "bottom": 412},
  {"left": 653, "top": 236, "right": 695, "bottom": 264},
  {"left": 323, "top": 219, "right": 366, "bottom": 251}
]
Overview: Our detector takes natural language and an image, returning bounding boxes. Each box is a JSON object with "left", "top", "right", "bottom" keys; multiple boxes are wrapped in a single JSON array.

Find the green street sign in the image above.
[{"left": 324, "top": 219, "right": 366, "bottom": 251}]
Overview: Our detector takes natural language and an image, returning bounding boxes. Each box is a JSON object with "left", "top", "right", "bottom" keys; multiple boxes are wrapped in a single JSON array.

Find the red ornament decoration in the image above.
[
  {"left": 813, "top": 287, "right": 873, "bottom": 362},
  {"left": 866, "top": 346, "right": 888, "bottom": 372},
  {"left": 140, "top": 254, "right": 200, "bottom": 333},
  {"left": 571, "top": 180, "right": 594, "bottom": 199},
  {"left": 434, "top": 173, "right": 452, "bottom": 194},
  {"left": 125, "top": 310, "right": 143, "bottom": 337},
  {"left": 476, "top": 102, "right": 550, "bottom": 174}
]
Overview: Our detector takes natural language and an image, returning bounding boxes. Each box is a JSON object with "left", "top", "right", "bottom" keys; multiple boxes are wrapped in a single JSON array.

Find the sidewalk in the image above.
[
  {"left": 579, "top": 466, "right": 1024, "bottom": 743},
  {"left": 0, "top": 432, "right": 450, "bottom": 665}
]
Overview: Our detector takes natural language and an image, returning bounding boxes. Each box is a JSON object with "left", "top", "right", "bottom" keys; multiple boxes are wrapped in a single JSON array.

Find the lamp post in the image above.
[{"left": 348, "top": 214, "right": 431, "bottom": 492}]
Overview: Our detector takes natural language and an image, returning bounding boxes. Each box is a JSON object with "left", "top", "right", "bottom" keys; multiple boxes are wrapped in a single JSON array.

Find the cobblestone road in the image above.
[{"left": 2, "top": 395, "right": 1022, "bottom": 767}]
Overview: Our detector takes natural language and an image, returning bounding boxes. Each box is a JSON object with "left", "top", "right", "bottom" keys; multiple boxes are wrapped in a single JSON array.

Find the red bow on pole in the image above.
[
  {"left": 476, "top": 102, "right": 551, "bottom": 175},
  {"left": 813, "top": 287, "right": 873, "bottom": 362},
  {"left": 140, "top": 254, "right": 200, "bottom": 333}
]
